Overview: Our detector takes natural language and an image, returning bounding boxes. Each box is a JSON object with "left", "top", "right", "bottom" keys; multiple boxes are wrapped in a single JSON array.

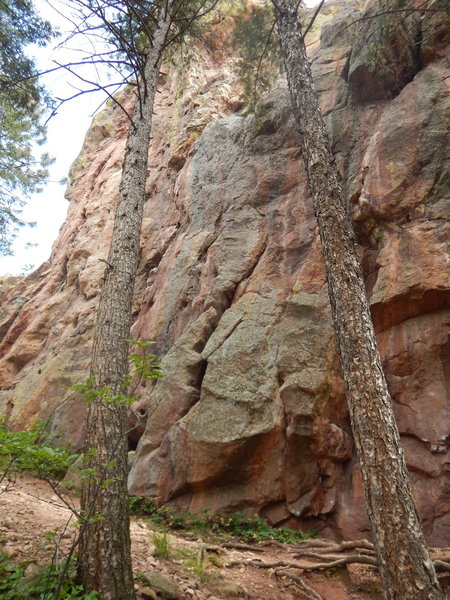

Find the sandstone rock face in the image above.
[
  {"left": 0, "top": 2, "right": 448, "bottom": 544},
  {"left": 347, "top": 0, "right": 421, "bottom": 103}
]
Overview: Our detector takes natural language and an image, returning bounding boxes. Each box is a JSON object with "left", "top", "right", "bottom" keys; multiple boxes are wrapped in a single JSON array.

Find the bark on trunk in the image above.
[
  {"left": 77, "top": 6, "right": 173, "bottom": 599},
  {"left": 273, "top": 2, "right": 443, "bottom": 599}
]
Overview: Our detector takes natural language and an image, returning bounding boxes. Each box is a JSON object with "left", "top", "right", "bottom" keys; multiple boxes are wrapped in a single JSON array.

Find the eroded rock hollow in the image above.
[{"left": 0, "top": 0, "right": 449, "bottom": 544}]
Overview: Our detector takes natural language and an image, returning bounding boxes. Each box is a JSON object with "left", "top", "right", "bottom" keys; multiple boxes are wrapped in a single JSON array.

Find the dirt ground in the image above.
[{"left": 1, "top": 476, "right": 448, "bottom": 600}]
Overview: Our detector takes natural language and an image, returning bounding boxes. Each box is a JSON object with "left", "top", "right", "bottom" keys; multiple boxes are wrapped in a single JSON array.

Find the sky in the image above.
[
  {"left": 0, "top": 0, "right": 105, "bottom": 276},
  {"left": 0, "top": 0, "right": 322, "bottom": 276}
]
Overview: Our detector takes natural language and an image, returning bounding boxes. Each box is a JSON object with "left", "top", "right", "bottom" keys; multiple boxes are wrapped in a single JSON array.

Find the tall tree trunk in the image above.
[
  {"left": 273, "top": 2, "right": 443, "bottom": 599},
  {"left": 78, "top": 5, "right": 173, "bottom": 599}
]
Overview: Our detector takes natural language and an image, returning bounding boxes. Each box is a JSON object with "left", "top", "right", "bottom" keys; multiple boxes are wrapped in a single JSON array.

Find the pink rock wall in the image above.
[{"left": 0, "top": 1, "right": 448, "bottom": 544}]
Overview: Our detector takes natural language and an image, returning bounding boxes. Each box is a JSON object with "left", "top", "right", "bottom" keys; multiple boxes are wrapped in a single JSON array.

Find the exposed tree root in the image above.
[
  {"left": 225, "top": 538, "right": 450, "bottom": 600},
  {"left": 227, "top": 558, "right": 303, "bottom": 569},
  {"left": 294, "top": 538, "right": 374, "bottom": 552},
  {"left": 226, "top": 554, "right": 377, "bottom": 571},
  {"left": 205, "top": 542, "right": 265, "bottom": 553},
  {"left": 433, "top": 560, "right": 450, "bottom": 572},
  {"left": 276, "top": 569, "right": 324, "bottom": 600}
]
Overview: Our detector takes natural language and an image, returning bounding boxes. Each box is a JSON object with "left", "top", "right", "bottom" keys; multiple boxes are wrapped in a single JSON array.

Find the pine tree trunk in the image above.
[
  {"left": 273, "top": 2, "right": 443, "bottom": 599},
  {"left": 78, "top": 6, "right": 173, "bottom": 599}
]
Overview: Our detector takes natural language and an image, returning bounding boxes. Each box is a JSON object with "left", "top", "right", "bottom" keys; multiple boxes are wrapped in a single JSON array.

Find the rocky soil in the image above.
[
  {"left": 0, "top": 476, "right": 382, "bottom": 600},
  {"left": 1, "top": 0, "right": 449, "bottom": 545},
  {"left": 2, "top": 476, "right": 450, "bottom": 599}
]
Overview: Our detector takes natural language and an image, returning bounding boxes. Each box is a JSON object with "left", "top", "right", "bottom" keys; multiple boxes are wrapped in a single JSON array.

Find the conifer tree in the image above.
[{"left": 0, "top": 0, "right": 54, "bottom": 255}]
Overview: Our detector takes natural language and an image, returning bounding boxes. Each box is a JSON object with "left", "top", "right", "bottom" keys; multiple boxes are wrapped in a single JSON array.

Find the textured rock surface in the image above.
[
  {"left": 0, "top": 1, "right": 448, "bottom": 544},
  {"left": 347, "top": 0, "right": 421, "bottom": 103}
]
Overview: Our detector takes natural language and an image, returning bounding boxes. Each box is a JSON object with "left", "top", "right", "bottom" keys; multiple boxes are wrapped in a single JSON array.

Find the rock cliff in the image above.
[{"left": 0, "top": 0, "right": 449, "bottom": 544}]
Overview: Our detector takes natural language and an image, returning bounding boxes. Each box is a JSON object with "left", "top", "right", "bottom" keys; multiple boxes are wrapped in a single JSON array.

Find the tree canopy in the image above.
[{"left": 0, "top": 0, "right": 54, "bottom": 256}]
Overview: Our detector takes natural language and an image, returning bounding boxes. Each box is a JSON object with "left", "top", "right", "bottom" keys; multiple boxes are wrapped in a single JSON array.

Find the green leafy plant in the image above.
[
  {"left": 72, "top": 339, "right": 162, "bottom": 409},
  {"left": 204, "top": 511, "right": 316, "bottom": 543},
  {"left": 125, "top": 339, "right": 162, "bottom": 383},
  {"left": 130, "top": 498, "right": 315, "bottom": 544},
  {"left": 0, "top": 553, "right": 97, "bottom": 600},
  {"left": 128, "top": 495, "right": 158, "bottom": 516},
  {"left": 0, "top": 339, "right": 163, "bottom": 600},
  {"left": 0, "top": 418, "right": 78, "bottom": 483}
]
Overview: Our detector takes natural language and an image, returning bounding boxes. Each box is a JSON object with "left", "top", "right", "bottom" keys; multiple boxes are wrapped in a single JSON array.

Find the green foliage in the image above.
[
  {"left": 128, "top": 495, "right": 157, "bottom": 516},
  {"left": 72, "top": 339, "right": 162, "bottom": 407},
  {"left": 0, "top": 0, "right": 55, "bottom": 255},
  {"left": 129, "top": 497, "right": 315, "bottom": 544},
  {"left": 71, "top": 379, "right": 136, "bottom": 408},
  {"left": 184, "top": 553, "right": 206, "bottom": 580},
  {"left": 197, "top": 510, "right": 316, "bottom": 543},
  {"left": 0, "top": 417, "right": 77, "bottom": 481},
  {"left": 0, "top": 553, "right": 97, "bottom": 600},
  {"left": 151, "top": 531, "right": 171, "bottom": 560},
  {"left": 125, "top": 338, "right": 163, "bottom": 384},
  {"left": 231, "top": 1, "right": 281, "bottom": 112},
  {"left": 155, "top": 0, "right": 230, "bottom": 57},
  {"left": 0, "top": 339, "right": 161, "bottom": 598},
  {"left": 72, "top": 0, "right": 224, "bottom": 81}
]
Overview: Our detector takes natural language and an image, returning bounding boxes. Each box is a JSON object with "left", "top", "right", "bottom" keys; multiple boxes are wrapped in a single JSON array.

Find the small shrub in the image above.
[
  {"left": 131, "top": 497, "right": 315, "bottom": 544},
  {"left": 0, "top": 418, "right": 77, "bottom": 484},
  {"left": 128, "top": 495, "right": 158, "bottom": 516},
  {"left": 0, "top": 553, "right": 97, "bottom": 599},
  {"left": 205, "top": 511, "right": 315, "bottom": 543},
  {"left": 152, "top": 532, "right": 170, "bottom": 560}
]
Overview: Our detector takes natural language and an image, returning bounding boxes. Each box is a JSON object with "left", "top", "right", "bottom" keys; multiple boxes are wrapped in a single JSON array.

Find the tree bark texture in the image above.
[
  {"left": 78, "top": 5, "right": 173, "bottom": 599},
  {"left": 273, "top": 2, "right": 443, "bottom": 599}
]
